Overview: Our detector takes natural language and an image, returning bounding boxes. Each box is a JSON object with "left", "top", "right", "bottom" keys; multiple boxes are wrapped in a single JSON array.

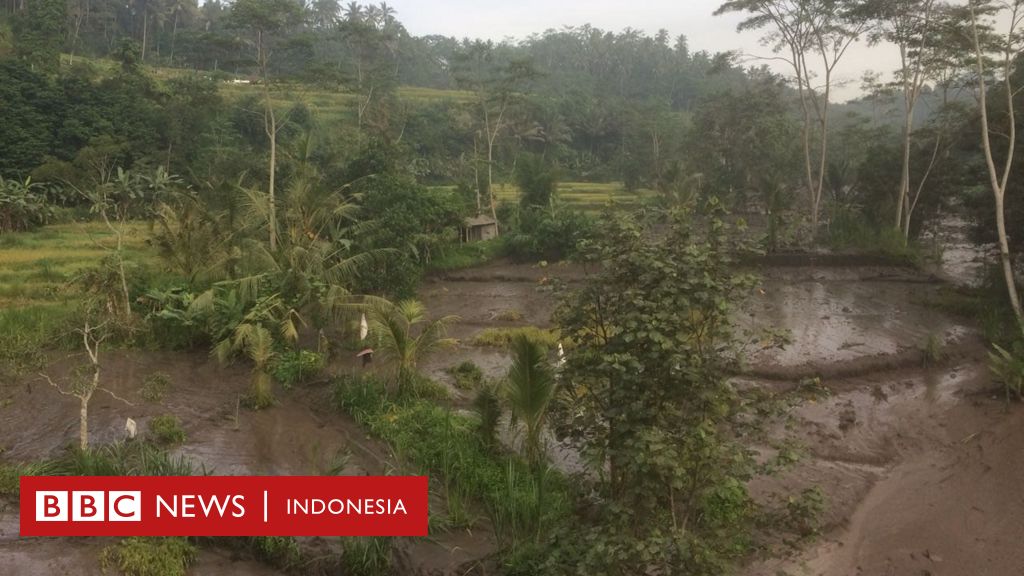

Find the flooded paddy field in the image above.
[{"left": 1, "top": 241, "right": 1020, "bottom": 575}]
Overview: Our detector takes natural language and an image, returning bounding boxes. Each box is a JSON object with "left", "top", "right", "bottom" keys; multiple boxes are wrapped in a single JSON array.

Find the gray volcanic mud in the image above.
[
  {"left": 0, "top": 351, "right": 495, "bottom": 575},
  {"left": 739, "top": 265, "right": 978, "bottom": 378}
]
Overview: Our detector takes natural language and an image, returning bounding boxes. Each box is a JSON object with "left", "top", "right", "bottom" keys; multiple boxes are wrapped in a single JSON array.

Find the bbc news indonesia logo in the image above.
[{"left": 21, "top": 476, "right": 428, "bottom": 537}]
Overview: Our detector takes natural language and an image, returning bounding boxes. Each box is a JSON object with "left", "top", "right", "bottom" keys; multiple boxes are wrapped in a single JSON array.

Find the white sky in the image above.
[{"left": 387, "top": 0, "right": 901, "bottom": 102}]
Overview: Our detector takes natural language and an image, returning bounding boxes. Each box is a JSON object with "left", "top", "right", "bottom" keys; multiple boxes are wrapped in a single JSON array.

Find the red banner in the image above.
[{"left": 20, "top": 476, "right": 428, "bottom": 537}]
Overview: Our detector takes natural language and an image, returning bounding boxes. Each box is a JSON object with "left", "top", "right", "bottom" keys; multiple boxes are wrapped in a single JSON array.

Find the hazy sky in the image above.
[{"left": 386, "top": 0, "right": 900, "bottom": 102}]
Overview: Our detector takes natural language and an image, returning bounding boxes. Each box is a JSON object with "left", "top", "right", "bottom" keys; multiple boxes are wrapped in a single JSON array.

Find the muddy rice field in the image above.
[{"left": 2, "top": 220, "right": 1022, "bottom": 575}]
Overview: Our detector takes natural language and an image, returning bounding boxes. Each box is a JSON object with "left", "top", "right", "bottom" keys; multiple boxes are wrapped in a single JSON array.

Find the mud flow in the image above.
[{"left": 2, "top": 236, "right": 1022, "bottom": 575}]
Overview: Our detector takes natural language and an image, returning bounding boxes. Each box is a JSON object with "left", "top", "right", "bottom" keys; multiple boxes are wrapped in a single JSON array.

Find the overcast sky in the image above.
[{"left": 385, "top": 0, "right": 900, "bottom": 102}]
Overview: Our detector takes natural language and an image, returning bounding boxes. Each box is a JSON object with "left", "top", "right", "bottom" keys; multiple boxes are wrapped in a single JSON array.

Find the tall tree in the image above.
[
  {"left": 231, "top": 0, "right": 302, "bottom": 252},
  {"left": 716, "top": 0, "right": 866, "bottom": 241},
  {"left": 453, "top": 41, "right": 536, "bottom": 234},
  {"left": 857, "top": 0, "right": 947, "bottom": 240},
  {"left": 11, "top": 0, "right": 65, "bottom": 73},
  {"left": 966, "top": 0, "right": 1024, "bottom": 335}
]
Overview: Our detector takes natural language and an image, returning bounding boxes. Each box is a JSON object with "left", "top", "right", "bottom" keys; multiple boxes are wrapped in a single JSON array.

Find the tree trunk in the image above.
[
  {"left": 141, "top": 8, "right": 148, "bottom": 62},
  {"left": 169, "top": 10, "right": 179, "bottom": 65},
  {"left": 79, "top": 394, "right": 89, "bottom": 450}
]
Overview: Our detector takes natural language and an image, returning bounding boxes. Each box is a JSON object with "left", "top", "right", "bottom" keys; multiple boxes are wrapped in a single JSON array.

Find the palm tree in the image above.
[
  {"left": 505, "top": 334, "right": 556, "bottom": 468},
  {"left": 367, "top": 300, "right": 457, "bottom": 396}
]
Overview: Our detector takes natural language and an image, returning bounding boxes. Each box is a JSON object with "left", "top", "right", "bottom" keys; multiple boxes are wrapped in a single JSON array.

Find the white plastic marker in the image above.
[
  {"left": 125, "top": 417, "right": 137, "bottom": 440},
  {"left": 359, "top": 313, "right": 369, "bottom": 341}
]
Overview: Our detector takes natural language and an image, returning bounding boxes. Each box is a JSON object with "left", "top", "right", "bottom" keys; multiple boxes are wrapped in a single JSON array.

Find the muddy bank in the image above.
[
  {"left": 0, "top": 350, "right": 497, "bottom": 576},
  {"left": 746, "top": 366, "right": 1024, "bottom": 576}
]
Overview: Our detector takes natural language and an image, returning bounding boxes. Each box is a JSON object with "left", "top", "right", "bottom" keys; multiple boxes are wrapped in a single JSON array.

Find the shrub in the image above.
[
  {"left": 495, "top": 309, "right": 524, "bottom": 322},
  {"left": 272, "top": 350, "right": 325, "bottom": 388},
  {"left": 503, "top": 207, "right": 593, "bottom": 263},
  {"left": 783, "top": 487, "right": 826, "bottom": 538},
  {"left": 447, "top": 360, "right": 484, "bottom": 390},
  {"left": 148, "top": 415, "right": 186, "bottom": 446},
  {"left": 100, "top": 537, "right": 196, "bottom": 576}
]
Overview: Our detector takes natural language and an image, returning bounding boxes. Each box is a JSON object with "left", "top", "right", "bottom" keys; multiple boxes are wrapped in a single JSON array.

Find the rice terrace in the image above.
[{"left": 2, "top": 1, "right": 1024, "bottom": 575}]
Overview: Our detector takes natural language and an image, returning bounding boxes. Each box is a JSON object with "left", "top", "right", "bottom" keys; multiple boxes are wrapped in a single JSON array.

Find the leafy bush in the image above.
[
  {"left": 272, "top": 350, "right": 325, "bottom": 388},
  {"left": 783, "top": 487, "right": 826, "bottom": 538},
  {"left": 148, "top": 414, "right": 186, "bottom": 446},
  {"left": 471, "top": 326, "right": 560, "bottom": 349},
  {"left": 503, "top": 207, "right": 593, "bottom": 263},
  {"left": 447, "top": 360, "right": 484, "bottom": 390},
  {"left": 100, "top": 537, "right": 196, "bottom": 576}
]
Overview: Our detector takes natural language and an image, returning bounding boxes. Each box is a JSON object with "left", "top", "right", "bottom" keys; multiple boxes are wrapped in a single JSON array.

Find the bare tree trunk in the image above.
[
  {"left": 970, "top": 1, "right": 1024, "bottom": 335},
  {"left": 258, "top": 29, "right": 278, "bottom": 252},
  {"left": 169, "top": 10, "right": 179, "bottom": 65},
  {"left": 141, "top": 8, "right": 148, "bottom": 62}
]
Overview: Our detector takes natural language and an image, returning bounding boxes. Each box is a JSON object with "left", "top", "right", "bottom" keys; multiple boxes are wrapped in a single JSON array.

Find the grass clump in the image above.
[
  {"left": 495, "top": 309, "right": 524, "bottom": 322},
  {"left": 447, "top": 360, "right": 484, "bottom": 390},
  {"left": 140, "top": 372, "right": 172, "bottom": 402},
  {"left": 471, "top": 326, "right": 559, "bottom": 349},
  {"left": 52, "top": 442, "right": 200, "bottom": 476},
  {"left": 339, "top": 537, "right": 393, "bottom": 576},
  {"left": 148, "top": 415, "right": 187, "bottom": 446},
  {"left": 429, "top": 238, "right": 503, "bottom": 271},
  {"left": 100, "top": 537, "right": 197, "bottom": 576},
  {"left": 0, "top": 461, "right": 57, "bottom": 496},
  {"left": 921, "top": 333, "right": 945, "bottom": 367},
  {"left": 989, "top": 342, "right": 1024, "bottom": 403}
]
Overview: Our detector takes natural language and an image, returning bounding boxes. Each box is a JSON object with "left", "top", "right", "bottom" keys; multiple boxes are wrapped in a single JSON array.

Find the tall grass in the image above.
[{"left": 333, "top": 375, "right": 570, "bottom": 551}]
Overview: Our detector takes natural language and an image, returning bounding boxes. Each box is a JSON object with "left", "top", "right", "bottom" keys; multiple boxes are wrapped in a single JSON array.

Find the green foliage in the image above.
[
  {"left": 548, "top": 206, "right": 756, "bottom": 574},
  {"left": 100, "top": 537, "right": 197, "bottom": 576},
  {"left": 334, "top": 374, "right": 570, "bottom": 552},
  {"left": 989, "top": 342, "right": 1024, "bottom": 402},
  {"left": 428, "top": 238, "right": 503, "bottom": 271},
  {"left": 51, "top": 442, "right": 200, "bottom": 477},
  {"left": 447, "top": 360, "right": 484, "bottom": 390},
  {"left": 140, "top": 372, "right": 172, "bottom": 402},
  {"left": 148, "top": 415, "right": 187, "bottom": 446},
  {"left": 0, "top": 461, "right": 57, "bottom": 497},
  {"left": 828, "top": 212, "right": 923, "bottom": 264},
  {"left": 339, "top": 537, "right": 393, "bottom": 576},
  {"left": 246, "top": 536, "right": 301, "bottom": 569},
  {"left": 921, "top": 333, "right": 945, "bottom": 367},
  {"left": 473, "top": 383, "right": 503, "bottom": 449},
  {"left": 0, "top": 177, "right": 53, "bottom": 232},
  {"left": 272, "top": 350, "right": 325, "bottom": 388},
  {"left": 471, "top": 326, "right": 560, "bottom": 349},
  {"left": 783, "top": 487, "right": 826, "bottom": 539},
  {"left": 503, "top": 207, "right": 593, "bottom": 262},
  {"left": 505, "top": 335, "right": 557, "bottom": 467},
  {"left": 516, "top": 154, "right": 559, "bottom": 210},
  {"left": 366, "top": 299, "right": 458, "bottom": 396}
]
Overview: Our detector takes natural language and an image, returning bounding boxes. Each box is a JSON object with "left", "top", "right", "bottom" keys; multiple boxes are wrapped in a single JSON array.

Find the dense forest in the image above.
[{"left": 2, "top": 1, "right": 1024, "bottom": 575}]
